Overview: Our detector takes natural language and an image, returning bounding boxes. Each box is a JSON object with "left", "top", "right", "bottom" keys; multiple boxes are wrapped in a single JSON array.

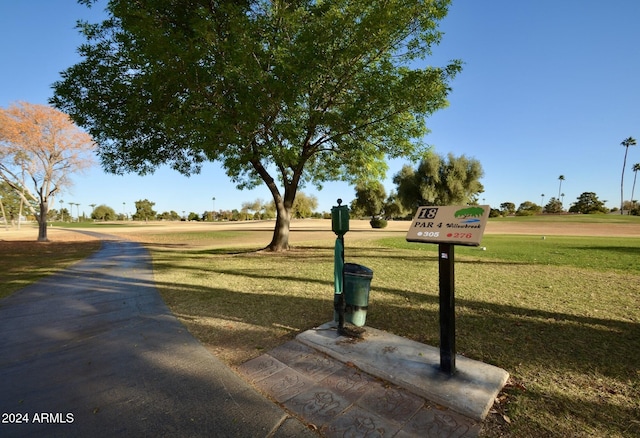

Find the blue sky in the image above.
[{"left": 1, "top": 1, "right": 639, "bottom": 216}]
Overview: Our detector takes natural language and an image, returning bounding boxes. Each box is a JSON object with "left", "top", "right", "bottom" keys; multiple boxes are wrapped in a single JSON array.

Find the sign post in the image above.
[
  {"left": 438, "top": 243, "right": 456, "bottom": 374},
  {"left": 406, "top": 205, "right": 490, "bottom": 375}
]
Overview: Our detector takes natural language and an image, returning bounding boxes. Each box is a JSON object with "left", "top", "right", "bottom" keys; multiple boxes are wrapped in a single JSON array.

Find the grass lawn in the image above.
[
  {"left": 1, "top": 216, "right": 639, "bottom": 437},
  {"left": 141, "top": 224, "right": 640, "bottom": 438},
  {"left": 0, "top": 239, "right": 102, "bottom": 299}
]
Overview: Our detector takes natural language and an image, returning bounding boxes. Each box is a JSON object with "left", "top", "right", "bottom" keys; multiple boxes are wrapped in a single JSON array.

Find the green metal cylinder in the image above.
[{"left": 342, "top": 263, "right": 373, "bottom": 327}]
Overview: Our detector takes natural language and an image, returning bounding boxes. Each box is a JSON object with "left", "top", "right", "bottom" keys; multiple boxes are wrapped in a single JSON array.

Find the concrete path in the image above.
[{"left": 0, "top": 236, "right": 316, "bottom": 437}]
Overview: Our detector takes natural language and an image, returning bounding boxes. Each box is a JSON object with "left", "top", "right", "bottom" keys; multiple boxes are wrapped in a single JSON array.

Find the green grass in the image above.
[
  {"left": 0, "top": 240, "right": 102, "bottom": 299},
  {"left": 146, "top": 232, "right": 640, "bottom": 438},
  {"left": 378, "top": 234, "right": 640, "bottom": 274},
  {"left": 490, "top": 213, "right": 640, "bottom": 224}
]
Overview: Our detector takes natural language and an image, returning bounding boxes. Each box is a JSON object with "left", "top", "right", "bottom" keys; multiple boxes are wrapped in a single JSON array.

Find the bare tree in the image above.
[{"left": 0, "top": 102, "right": 95, "bottom": 240}]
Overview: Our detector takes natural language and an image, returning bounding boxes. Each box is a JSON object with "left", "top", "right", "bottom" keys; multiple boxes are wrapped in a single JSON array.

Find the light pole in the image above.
[
  {"left": 212, "top": 197, "right": 216, "bottom": 221},
  {"left": 77, "top": 204, "right": 81, "bottom": 222},
  {"left": 60, "top": 200, "right": 64, "bottom": 222},
  {"left": 122, "top": 202, "right": 126, "bottom": 220}
]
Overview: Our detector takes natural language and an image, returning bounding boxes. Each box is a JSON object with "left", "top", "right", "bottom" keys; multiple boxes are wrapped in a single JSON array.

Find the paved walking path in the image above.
[{"left": 0, "top": 235, "right": 315, "bottom": 437}]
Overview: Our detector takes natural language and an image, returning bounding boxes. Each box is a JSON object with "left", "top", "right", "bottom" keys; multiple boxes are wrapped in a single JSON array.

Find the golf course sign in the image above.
[{"left": 406, "top": 205, "right": 490, "bottom": 246}]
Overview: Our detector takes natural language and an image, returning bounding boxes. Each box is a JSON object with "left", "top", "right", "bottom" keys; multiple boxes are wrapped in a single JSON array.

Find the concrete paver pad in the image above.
[
  {"left": 297, "top": 322, "right": 509, "bottom": 421},
  {"left": 0, "top": 237, "right": 315, "bottom": 437}
]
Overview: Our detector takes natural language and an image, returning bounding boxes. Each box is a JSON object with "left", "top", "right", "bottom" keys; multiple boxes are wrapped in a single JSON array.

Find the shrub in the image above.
[{"left": 370, "top": 218, "right": 388, "bottom": 228}]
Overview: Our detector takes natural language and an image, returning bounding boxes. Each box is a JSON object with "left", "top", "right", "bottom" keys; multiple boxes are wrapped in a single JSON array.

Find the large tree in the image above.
[
  {"left": 393, "top": 152, "right": 484, "bottom": 210},
  {"left": 51, "top": 0, "right": 461, "bottom": 251},
  {"left": 620, "top": 137, "right": 637, "bottom": 214},
  {"left": 0, "top": 102, "right": 95, "bottom": 241}
]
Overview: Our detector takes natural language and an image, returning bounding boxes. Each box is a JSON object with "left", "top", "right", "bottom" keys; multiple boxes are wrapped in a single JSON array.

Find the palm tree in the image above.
[
  {"left": 68, "top": 202, "right": 76, "bottom": 221},
  {"left": 557, "top": 175, "right": 565, "bottom": 199},
  {"left": 620, "top": 137, "right": 637, "bottom": 214},
  {"left": 631, "top": 163, "right": 640, "bottom": 210}
]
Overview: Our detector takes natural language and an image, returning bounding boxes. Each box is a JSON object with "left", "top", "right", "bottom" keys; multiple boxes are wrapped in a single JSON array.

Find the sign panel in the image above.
[{"left": 406, "top": 205, "right": 490, "bottom": 246}]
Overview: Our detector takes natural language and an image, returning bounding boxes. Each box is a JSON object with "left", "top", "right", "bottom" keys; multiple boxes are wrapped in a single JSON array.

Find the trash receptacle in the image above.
[{"left": 342, "top": 263, "right": 373, "bottom": 327}]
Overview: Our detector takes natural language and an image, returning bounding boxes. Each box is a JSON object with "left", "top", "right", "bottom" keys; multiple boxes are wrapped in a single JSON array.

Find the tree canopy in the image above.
[
  {"left": 544, "top": 197, "right": 563, "bottom": 214},
  {"left": 92, "top": 204, "right": 117, "bottom": 220},
  {"left": 569, "top": 192, "right": 608, "bottom": 214},
  {"left": 351, "top": 180, "right": 387, "bottom": 219},
  {"left": 0, "top": 102, "right": 95, "bottom": 240},
  {"left": 52, "top": 0, "right": 461, "bottom": 250},
  {"left": 516, "top": 201, "right": 541, "bottom": 216},
  {"left": 133, "top": 198, "right": 157, "bottom": 221},
  {"left": 393, "top": 152, "right": 484, "bottom": 210}
]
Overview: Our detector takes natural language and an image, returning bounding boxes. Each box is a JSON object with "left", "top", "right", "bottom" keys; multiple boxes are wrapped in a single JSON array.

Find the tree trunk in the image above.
[
  {"left": 631, "top": 172, "right": 638, "bottom": 210},
  {"left": 267, "top": 204, "right": 291, "bottom": 251},
  {"left": 251, "top": 157, "right": 301, "bottom": 252},
  {"left": 37, "top": 200, "right": 49, "bottom": 242},
  {"left": 0, "top": 199, "right": 8, "bottom": 230}
]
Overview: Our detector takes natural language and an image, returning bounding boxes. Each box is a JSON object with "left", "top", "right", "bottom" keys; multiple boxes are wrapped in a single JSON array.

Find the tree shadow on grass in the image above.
[
  {"left": 152, "top": 255, "right": 640, "bottom": 378},
  {"left": 155, "top": 270, "right": 639, "bottom": 437},
  {"left": 569, "top": 245, "right": 640, "bottom": 255}
]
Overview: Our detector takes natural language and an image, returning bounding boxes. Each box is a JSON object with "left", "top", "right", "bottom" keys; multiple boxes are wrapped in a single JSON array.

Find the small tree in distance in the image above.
[
  {"left": 500, "top": 202, "right": 516, "bottom": 216},
  {"left": 393, "top": 153, "right": 484, "bottom": 211},
  {"left": 516, "top": 201, "right": 542, "bottom": 216},
  {"left": 619, "top": 137, "right": 637, "bottom": 214},
  {"left": 351, "top": 181, "right": 386, "bottom": 218},
  {"left": 630, "top": 163, "right": 640, "bottom": 210},
  {"left": 133, "top": 199, "right": 156, "bottom": 222},
  {"left": 569, "top": 192, "right": 608, "bottom": 214},
  {"left": 92, "top": 204, "right": 116, "bottom": 221},
  {"left": 292, "top": 193, "right": 318, "bottom": 219},
  {"left": 544, "top": 197, "right": 564, "bottom": 214},
  {"left": 383, "top": 191, "right": 409, "bottom": 220},
  {"left": 558, "top": 175, "right": 565, "bottom": 198}
]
